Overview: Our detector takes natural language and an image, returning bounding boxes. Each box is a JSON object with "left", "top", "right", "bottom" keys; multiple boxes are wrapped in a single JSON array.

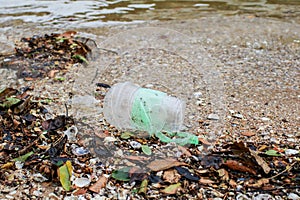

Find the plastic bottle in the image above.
[{"left": 103, "top": 82, "right": 198, "bottom": 146}]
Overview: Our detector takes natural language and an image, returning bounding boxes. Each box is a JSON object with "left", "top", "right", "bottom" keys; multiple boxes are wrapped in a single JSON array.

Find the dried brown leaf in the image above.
[
  {"left": 48, "top": 70, "right": 59, "bottom": 78},
  {"left": 1, "top": 162, "right": 14, "bottom": 169},
  {"left": 223, "top": 160, "right": 257, "bottom": 175},
  {"left": 241, "top": 131, "right": 256, "bottom": 137},
  {"left": 177, "top": 146, "right": 192, "bottom": 157},
  {"left": 217, "top": 168, "right": 229, "bottom": 181},
  {"left": 73, "top": 188, "right": 87, "bottom": 196},
  {"left": 163, "top": 169, "right": 181, "bottom": 183},
  {"left": 198, "top": 137, "right": 211, "bottom": 145},
  {"left": 249, "top": 149, "right": 271, "bottom": 174},
  {"left": 124, "top": 156, "right": 150, "bottom": 161},
  {"left": 229, "top": 179, "right": 237, "bottom": 188},
  {"left": 247, "top": 178, "right": 269, "bottom": 188},
  {"left": 89, "top": 176, "right": 107, "bottom": 193},
  {"left": 199, "top": 177, "right": 215, "bottom": 185},
  {"left": 147, "top": 158, "right": 188, "bottom": 172}
]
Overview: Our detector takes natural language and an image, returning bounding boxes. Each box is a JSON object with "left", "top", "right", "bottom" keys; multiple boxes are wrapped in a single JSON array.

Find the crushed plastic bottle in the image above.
[{"left": 103, "top": 82, "right": 198, "bottom": 146}]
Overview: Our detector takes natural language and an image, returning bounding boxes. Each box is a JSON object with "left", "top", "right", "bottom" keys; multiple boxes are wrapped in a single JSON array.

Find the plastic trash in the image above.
[{"left": 103, "top": 82, "right": 198, "bottom": 146}]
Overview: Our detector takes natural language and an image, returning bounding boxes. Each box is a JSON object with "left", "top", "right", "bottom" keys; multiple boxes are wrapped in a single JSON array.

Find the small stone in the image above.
[
  {"left": 33, "top": 173, "right": 48, "bottom": 182},
  {"left": 32, "top": 190, "right": 42, "bottom": 196},
  {"left": 285, "top": 149, "right": 299, "bottom": 156},
  {"left": 5, "top": 195, "right": 14, "bottom": 200},
  {"left": 145, "top": 84, "right": 154, "bottom": 88},
  {"left": 130, "top": 141, "right": 142, "bottom": 149},
  {"left": 104, "top": 136, "right": 117, "bottom": 143},
  {"left": 233, "top": 114, "right": 243, "bottom": 119},
  {"left": 193, "top": 92, "right": 202, "bottom": 98},
  {"left": 74, "top": 177, "right": 91, "bottom": 188},
  {"left": 49, "top": 193, "right": 60, "bottom": 200},
  {"left": 9, "top": 190, "right": 17, "bottom": 195},
  {"left": 253, "top": 194, "right": 273, "bottom": 200},
  {"left": 207, "top": 113, "right": 219, "bottom": 120},
  {"left": 15, "top": 161, "right": 24, "bottom": 169},
  {"left": 288, "top": 193, "right": 300, "bottom": 200},
  {"left": 72, "top": 147, "right": 90, "bottom": 156},
  {"left": 236, "top": 185, "right": 243, "bottom": 191},
  {"left": 261, "top": 117, "right": 270, "bottom": 121},
  {"left": 287, "top": 138, "right": 295, "bottom": 143}
]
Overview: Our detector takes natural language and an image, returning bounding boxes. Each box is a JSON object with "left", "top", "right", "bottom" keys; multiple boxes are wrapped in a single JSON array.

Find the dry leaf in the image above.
[
  {"left": 241, "top": 131, "right": 256, "bottom": 137},
  {"left": 229, "top": 179, "right": 237, "bottom": 188},
  {"left": 48, "top": 70, "right": 59, "bottom": 78},
  {"left": 217, "top": 168, "right": 229, "bottom": 181},
  {"left": 89, "top": 176, "right": 107, "bottom": 193},
  {"left": 161, "top": 183, "right": 181, "bottom": 195},
  {"left": 177, "top": 146, "right": 192, "bottom": 157},
  {"left": 138, "top": 179, "right": 148, "bottom": 195},
  {"left": 249, "top": 149, "right": 271, "bottom": 174},
  {"left": 147, "top": 158, "right": 187, "bottom": 172},
  {"left": 1, "top": 162, "right": 14, "bottom": 169},
  {"left": 73, "top": 188, "right": 87, "bottom": 196},
  {"left": 223, "top": 160, "right": 257, "bottom": 175},
  {"left": 124, "top": 156, "right": 150, "bottom": 161},
  {"left": 258, "top": 145, "right": 268, "bottom": 151},
  {"left": 199, "top": 177, "right": 215, "bottom": 185},
  {"left": 247, "top": 178, "right": 269, "bottom": 188},
  {"left": 61, "top": 31, "right": 77, "bottom": 38},
  {"left": 163, "top": 169, "right": 181, "bottom": 183},
  {"left": 198, "top": 137, "right": 211, "bottom": 145}
]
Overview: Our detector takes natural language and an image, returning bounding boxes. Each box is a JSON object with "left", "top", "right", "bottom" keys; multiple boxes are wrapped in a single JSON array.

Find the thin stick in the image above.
[{"left": 268, "top": 161, "right": 297, "bottom": 180}]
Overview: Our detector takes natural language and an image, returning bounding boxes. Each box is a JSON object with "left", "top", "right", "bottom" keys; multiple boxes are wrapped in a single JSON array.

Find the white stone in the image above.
[
  {"left": 104, "top": 136, "right": 117, "bottom": 143},
  {"left": 74, "top": 177, "right": 91, "bottom": 188},
  {"left": 207, "top": 113, "right": 219, "bottom": 120},
  {"left": 130, "top": 141, "right": 142, "bottom": 149},
  {"left": 288, "top": 193, "right": 300, "bottom": 200},
  {"left": 193, "top": 92, "right": 202, "bottom": 98},
  {"left": 285, "top": 149, "right": 299, "bottom": 156},
  {"left": 253, "top": 194, "right": 274, "bottom": 200},
  {"left": 261, "top": 117, "right": 270, "bottom": 121},
  {"left": 233, "top": 114, "right": 243, "bottom": 119}
]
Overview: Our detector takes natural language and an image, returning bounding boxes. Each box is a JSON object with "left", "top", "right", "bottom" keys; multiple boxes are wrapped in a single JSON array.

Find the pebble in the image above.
[
  {"left": 104, "top": 136, "right": 117, "bottom": 143},
  {"left": 236, "top": 193, "right": 250, "bottom": 200},
  {"left": 193, "top": 92, "right": 202, "bottom": 98},
  {"left": 72, "top": 147, "right": 90, "bottom": 156},
  {"left": 233, "top": 114, "right": 243, "bottom": 119},
  {"left": 74, "top": 177, "right": 91, "bottom": 188},
  {"left": 130, "top": 141, "right": 142, "bottom": 149},
  {"left": 253, "top": 194, "right": 274, "bottom": 200},
  {"left": 33, "top": 173, "right": 48, "bottom": 182},
  {"left": 261, "top": 117, "right": 270, "bottom": 121},
  {"left": 285, "top": 149, "right": 299, "bottom": 156},
  {"left": 32, "top": 190, "right": 42, "bottom": 196},
  {"left": 64, "top": 125, "right": 78, "bottom": 142},
  {"left": 9, "top": 190, "right": 17, "bottom": 195},
  {"left": 288, "top": 193, "right": 300, "bottom": 200},
  {"left": 287, "top": 138, "right": 295, "bottom": 143},
  {"left": 49, "top": 193, "right": 60, "bottom": 200},
  {"left": 236, "top": 185, "right": 243, "bottom": 192},
  {"left": 207, "top": 113, "right": 219, "bottom": 120},
  {"left": 270, "top": 137, "right": 279, "bottom": 144},
  {"left": 5, "top": 195, "right": 14, "bottom": 199},
  {"left": 145, "top": 83, "right": 154, "bottom": 88},
  {"left": 15, "top": 161, "right": 24, "bottom": 169}
]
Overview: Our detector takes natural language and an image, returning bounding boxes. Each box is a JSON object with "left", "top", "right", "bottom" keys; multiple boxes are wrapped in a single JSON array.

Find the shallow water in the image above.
[{"left": 0, "top": 0, "right": 299, "bottom": 28}]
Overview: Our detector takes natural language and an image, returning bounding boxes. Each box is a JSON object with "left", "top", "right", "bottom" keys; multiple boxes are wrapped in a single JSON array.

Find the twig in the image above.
[{"left": 268, "top": 161, "right": 298, "bottom": 180}]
